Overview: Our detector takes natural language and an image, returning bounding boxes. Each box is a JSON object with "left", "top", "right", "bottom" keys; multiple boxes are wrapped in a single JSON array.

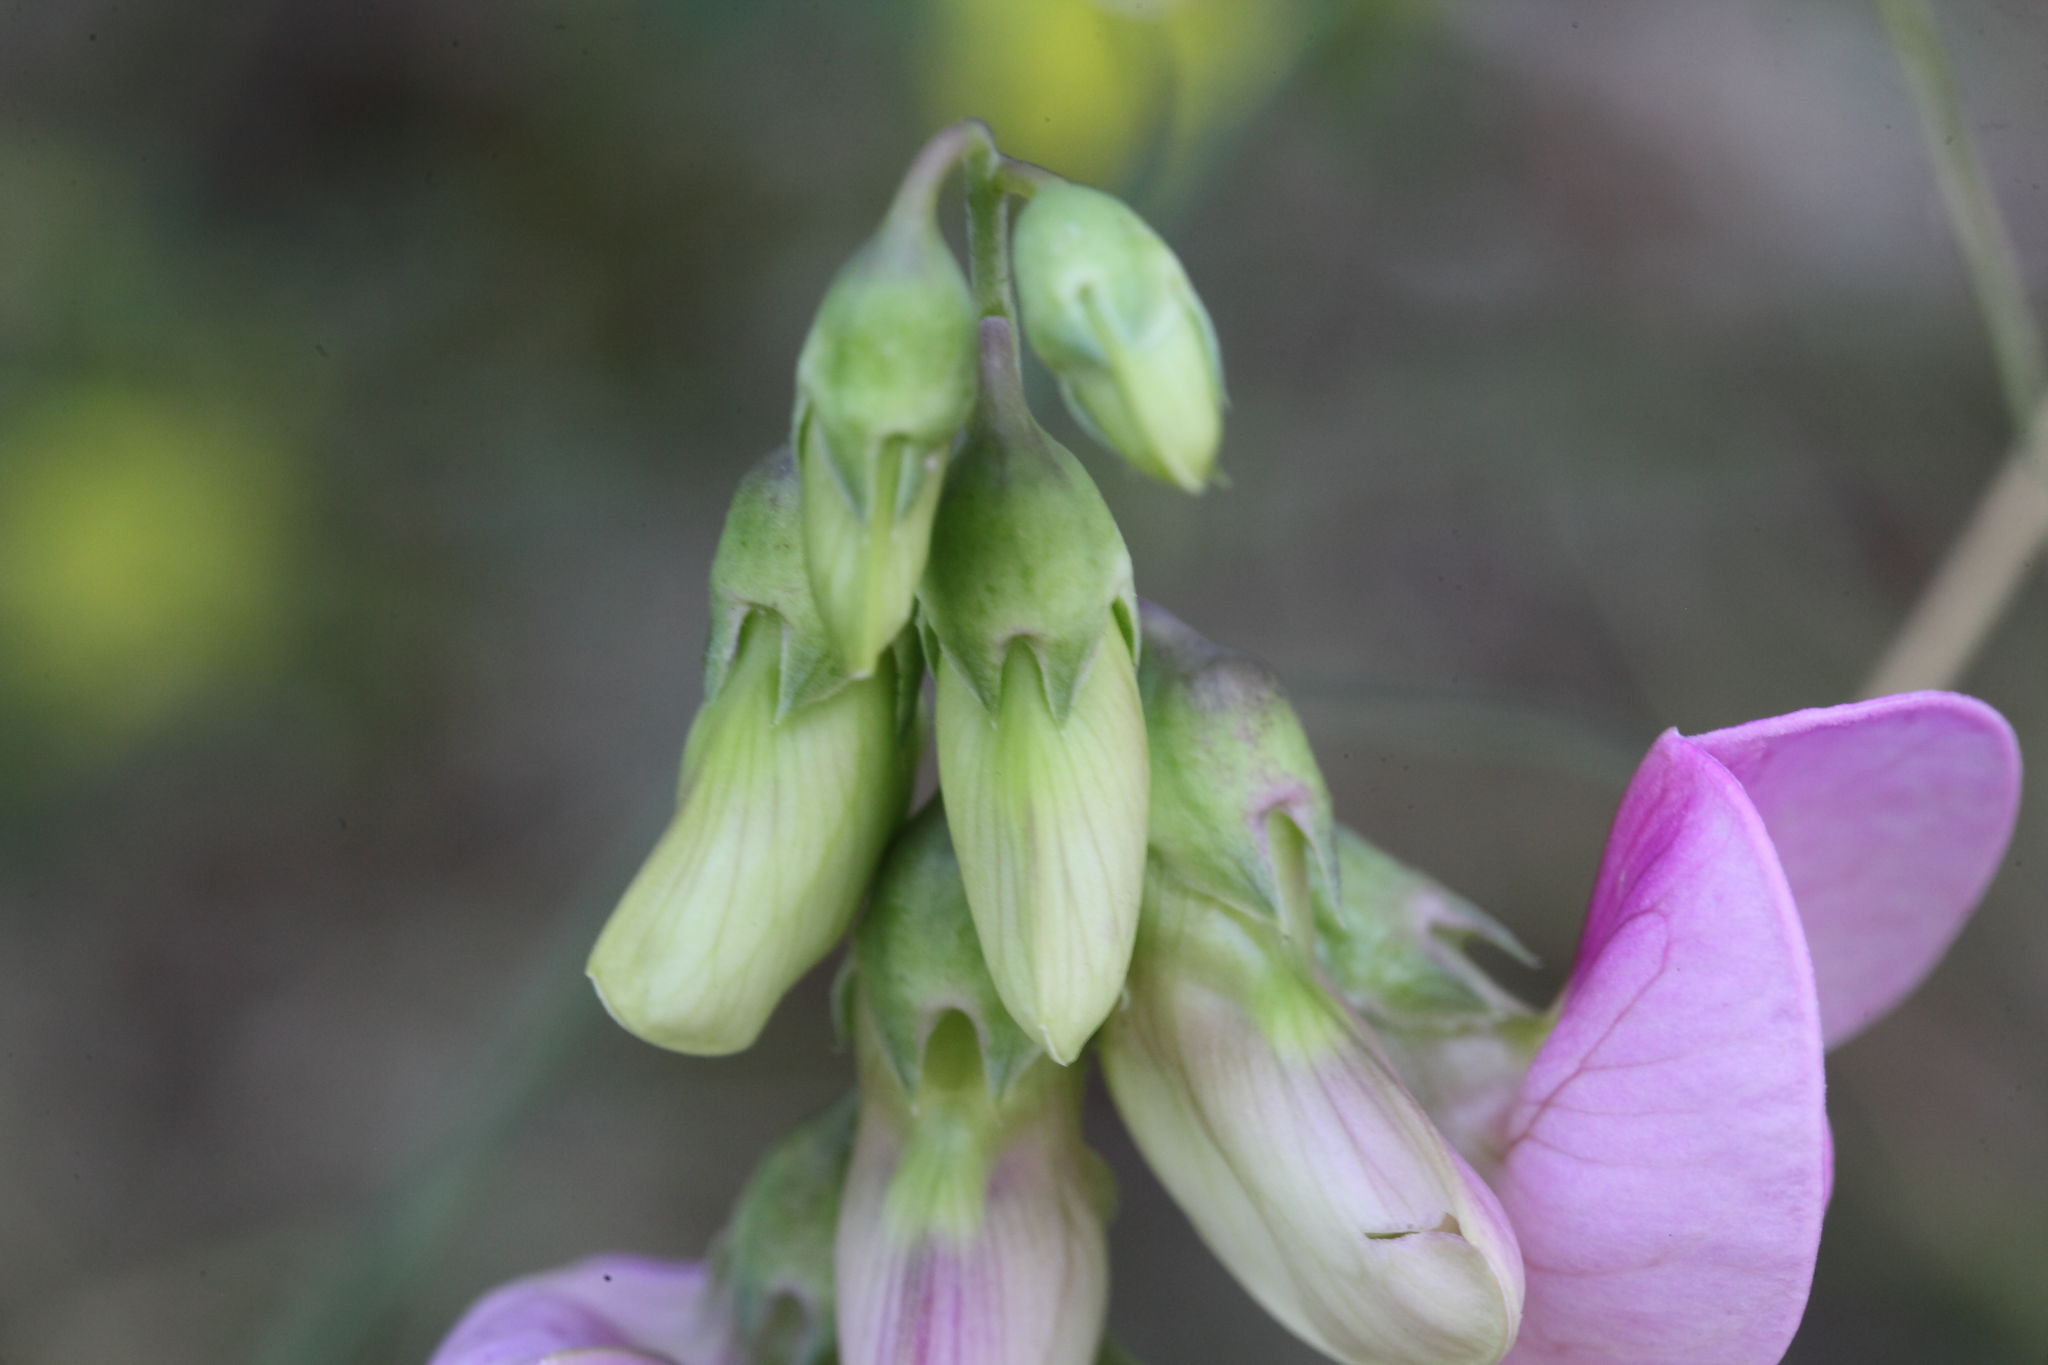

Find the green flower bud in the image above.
[
  {"left": 587, "top": 452, "right": 920, "bottom": 1056},
  {"left": 795, "top": 161, "right": 978, "bottom": 676},
  {"left": 1139, "top": 602, "right": 1339, "bottom": 947},
  {"left": 922, "top": 323, "right": 1148, "bottom": 1062},
  {"left": 1013, "top": 182, "right": 1225, "bottom": 493},
  {"left": 698, "top": 1098, "right": 856, "bottom": 1365},
  {"left": 1319, "top": 827, "right": 1545, "bottom": 1169},
  {"left": 838, "top": 804, "right": 1112, "bottom": 1365},
  {"left": 1103, "top": 875, "right": 1524, "bottom": 1365}
]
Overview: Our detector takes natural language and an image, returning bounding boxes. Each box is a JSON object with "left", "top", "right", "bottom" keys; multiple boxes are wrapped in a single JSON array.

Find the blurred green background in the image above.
[{"left": 3, "top": 1, "right": 2044, "bottom": 1362}]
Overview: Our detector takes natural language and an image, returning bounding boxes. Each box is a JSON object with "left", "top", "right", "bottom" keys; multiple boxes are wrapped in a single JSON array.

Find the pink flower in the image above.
[
  {"left": 425, "top": 1255, "right": 725, "bottom": 1365},
  {"left": 1484, "top": 692, "right": 2019, "bottom": 1364}
]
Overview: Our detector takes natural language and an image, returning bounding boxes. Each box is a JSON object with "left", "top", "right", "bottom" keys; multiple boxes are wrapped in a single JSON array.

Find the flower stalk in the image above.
[{"left": 1861, "top": 0, "right": 2048, "bottom": 696}]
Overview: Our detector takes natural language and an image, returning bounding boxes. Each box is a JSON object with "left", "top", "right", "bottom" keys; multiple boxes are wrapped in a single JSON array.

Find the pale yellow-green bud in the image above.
[
  {"left": 1103, "top": 874, "right": 1524, "bottom": 1365},
  {"left": 922, "top": 320, "right": 1150, "bottom": 1063},
  {"left": 586, "top": 452, "right": 919, "bottom": 1056},
  {"left": 936, "top": 627, "right": 1147, "bottom": 1064},
  {"left": 795, "top": 152, "right": 978, "bottom": 676},
  {"left": 587, "top": 615, "right": 915, "bottom": 1055},
  {"left": 1013, "top": 182, "right": 1224, "bottom": 493}
]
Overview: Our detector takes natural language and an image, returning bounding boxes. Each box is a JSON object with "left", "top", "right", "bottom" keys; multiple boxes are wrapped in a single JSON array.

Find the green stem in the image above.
[
  {"left": 1879, "top": 0, "right": 2046, "bottom": 428},
  {"left": 957, "top": 125, "right": 1058, "bottom": 324},
  {"left": 245, "top": 829, "right": 648, "bottom": 1365},
  {"left": 960, "top": 126, "right": 1054, "bottom": 435},
  {"left": 962, "top": 123, "right": 1018, "bottom": 326}
]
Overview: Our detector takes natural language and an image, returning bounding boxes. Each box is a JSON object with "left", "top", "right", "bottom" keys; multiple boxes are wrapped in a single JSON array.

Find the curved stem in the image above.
[
  {"left": 1860, "top": 401, "right": 2048, "bottom": 696},
  {"left": 887, "top": 121, "right": 980, "bottom": 232}
]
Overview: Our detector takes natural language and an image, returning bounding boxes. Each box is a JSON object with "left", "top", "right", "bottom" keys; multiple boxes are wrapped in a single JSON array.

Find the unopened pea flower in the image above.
[
  {"left": 1103, "top": 872, "right": 1526, "bottom": 1365},
  {"left": 587, "top": 450, "right": 922, "bottom": 1056},
  {"left": 1320, "top": 692, "right": 2020, "bottom": 1365},
  {"left": 1013, "top": 181, "right": 1225, "bottom": 493},
  {"left": 836, "top": 802, "right": 1113, "bottom": 1365},
  {"left": 1109, "top": 605, "right": 1523, "bottom": 1365},
  {"left": 794, "top": 136, "right": 979, "bottom": 676},
  {"left": 921, "top": 318, "right": 1149, "bottom": 1063}
]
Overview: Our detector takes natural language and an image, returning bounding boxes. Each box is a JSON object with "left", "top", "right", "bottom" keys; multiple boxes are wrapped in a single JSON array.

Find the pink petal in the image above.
[
  {"left": 1496, "top": 733, "right": 1828, "bottom": 1365},
  {"left": 428, "top": 1256, "right": 709, "bottom": 1365},
  {"left": 1692, "top": 692, "right": 2020, "bottom": 1047}
]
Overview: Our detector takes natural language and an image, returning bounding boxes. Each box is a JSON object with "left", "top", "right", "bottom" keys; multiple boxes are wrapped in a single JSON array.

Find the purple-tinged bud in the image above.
[
  {"left": 836, "top": 804, "right": 1112, "bottom": 1365},
  {"left": 1138, "top": 601, "right": 1338, "bottom": 946},
  {"left": 1102, "top": 875, "right": 1524, "bottom": 1365}
]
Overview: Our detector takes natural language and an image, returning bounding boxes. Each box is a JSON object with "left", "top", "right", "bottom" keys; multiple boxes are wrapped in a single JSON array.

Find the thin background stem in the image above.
[
  {"left": 246, "top": 834, "right": 638, "bottom": 1365},
  {"left": 1878, "top": 0, "right": 2045, "bottom": 427},
  {"left": 1861, "top": 0, "right": 2048, "bottom": 697}
]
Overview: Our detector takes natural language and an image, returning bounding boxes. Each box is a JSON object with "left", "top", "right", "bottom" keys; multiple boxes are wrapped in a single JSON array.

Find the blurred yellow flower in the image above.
[
  {"left": 0, "top": 386, "right": 295, "bottom": 747},
  {"left": 920, "top": 0, "right": 1312, "bottom": 191}
]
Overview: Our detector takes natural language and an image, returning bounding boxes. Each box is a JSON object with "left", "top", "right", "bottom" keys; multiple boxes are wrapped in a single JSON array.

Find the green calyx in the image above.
[
  {"left": 1137, "top": 602, "right": 1338, "bottom": 947},
  {"left": 919, "top": 318, "right": 1138, "bottom": 721},
  {"left": 851, "top": 800, "right": 1047, "bottom": 1103},
  {"left": 706, "top": 1098, "right": 856, "bottom": 1365},
  {"left": 707, "top": 449, "right": 922, "bottom": 719},
  {"left": 1316, "top": 828, "right": 1545, "bottom": 1168},
  {"left": 1318, "top": 827, "right": 1536, "bottom": 1035}
]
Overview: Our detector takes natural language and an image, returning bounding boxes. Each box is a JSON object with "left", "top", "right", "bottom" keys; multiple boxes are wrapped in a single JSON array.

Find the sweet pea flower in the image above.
[{"left": 1326, "top": 691, "right": 2019, "bottom": 1365}]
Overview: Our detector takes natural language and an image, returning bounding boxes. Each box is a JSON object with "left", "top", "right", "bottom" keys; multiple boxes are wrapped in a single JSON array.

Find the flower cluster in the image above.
[{"left": 429, "top": 125, "right": 2021, "bottom": 1365}]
